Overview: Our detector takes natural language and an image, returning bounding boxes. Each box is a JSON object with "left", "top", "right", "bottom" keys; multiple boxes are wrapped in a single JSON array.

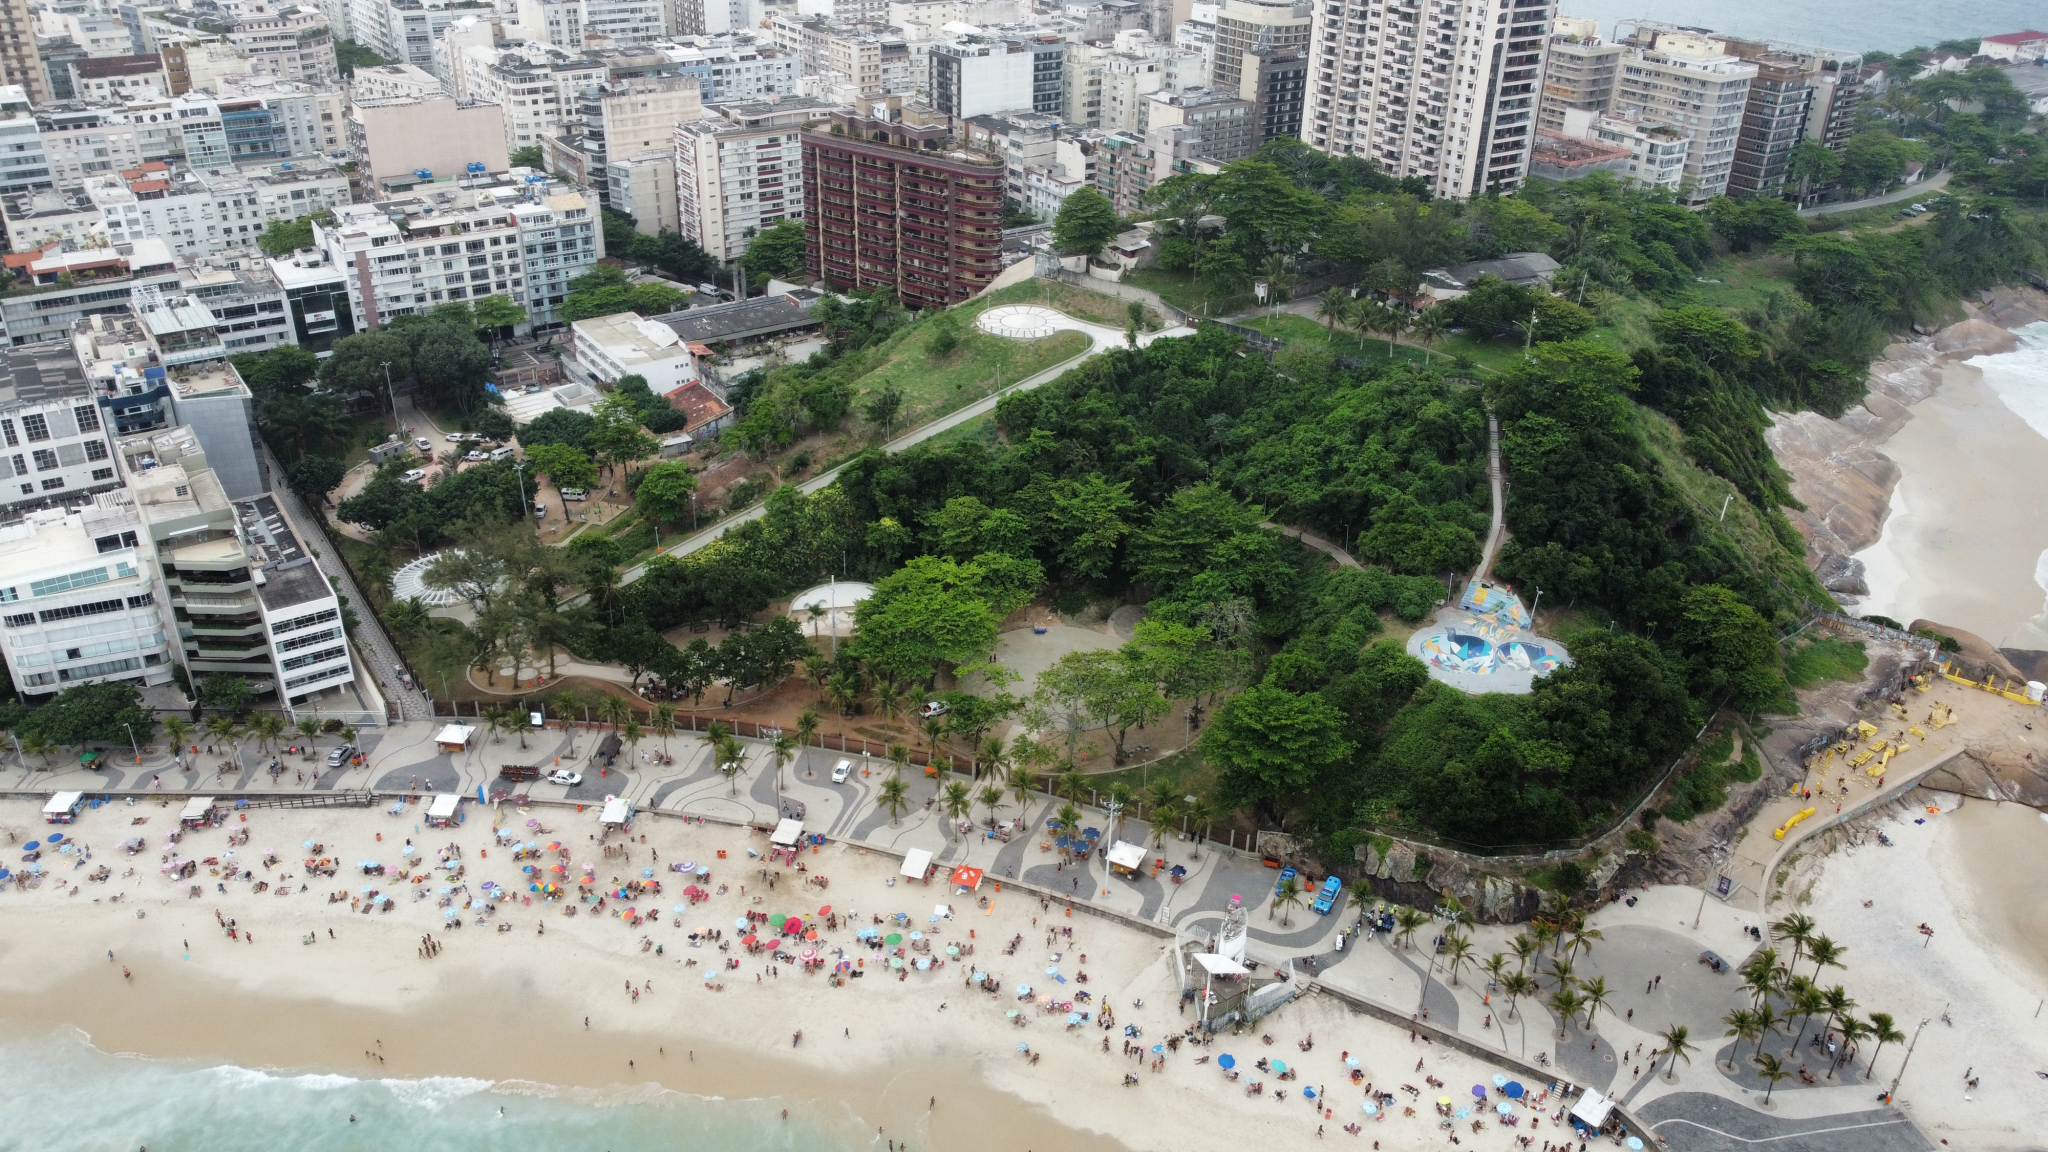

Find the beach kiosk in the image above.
[
  {"left": 900, "top": 846, "right": 934, "bottom": 882},
  {"left": 41, "top": 791, "right": 83, "bottom": 824},
  {"left": 770, "top": 818, "right": 804, "bottom": 864},
  {"left": 949, "top": 864, "right": 984, "bottom": 892},
  {"left": 179, "top": 796, "right": 217, "bottom": 828},
  {"left": 433, "top": 725, "right": 476, "bottom": 754},
  {"left": 599, "top": 795, "right": 634, "bottom": 831},
  {"left": 1568, "top": 1088, "right": 1612, "bottom": 1133},
  {"left": 1105, "top": 840, "right": 1146, "bottom": 878},
  {"left": 425, "top": 794, "right": 461, "bottom": 827}
]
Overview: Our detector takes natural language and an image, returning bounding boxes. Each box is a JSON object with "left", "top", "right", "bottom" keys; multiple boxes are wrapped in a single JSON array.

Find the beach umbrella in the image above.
[
  {"left": 1471, "top": 1085, "right": 1487, "bottom": 1099},
  {"left": 971, "top": 971, "right": 983, "bottom": 981},
  {"left": 1345, "top": 1056, "right": 1360, "bottom": 1069},
  {"left": 1456, "top": 1107, "right": 1471, "bottom": 1120},
  {"left": 46, "top": 832, "right": 62, "bottom": 842},
  {"left": 804, "top": 929, "right": 818, "bottom": 942},
  {"left": 742, "top": 934, "right": 757, "bottom": 946},
  {"left": 928, "top": 914, "right": 941, "bottom": 924},
  {"left": 889, "top": 957, "right": 904, "bottom": 969},
  {"left": 1504, "top": 1083, "right": 1524, "bottom": 1099},
  {"left": 582, "top": 862, "right": 595, "bottom": 873},
  {"left": 1626, "top": 1139, "right": 1643, "bottom": 1151},
  {"left": 946, "top": 946, "right": 960, "bottom": 957},
  {"left": 444, "top": 909, "right": 458, "bottom": 919},
  {"left": 909, "top": 930, "right": 923, "bottom": 941},
  {"left": 680, "top": 862, "right": 696, "bottom": 872},
  {"left": 1045, "top": 966, "right": 1059, "bottom": 975},
  {"left": 1496, "top": 1103, "right": 1513, "bottom": 1116},
  {"left": 0, "top": 869, "right": 10, "bottom": 880},
  {"left": 801, "top": 948, "right": 817, "bottom": 960},
  {"left": 1362, "top": 1102, "right": 1377, "bottom": 1116},
  {"left": 360, "top": 885, "right": 375, "bottom": 894},
  {"left": 23, "top": 841, "right": 38, "bottom": 851},
  {"left": 1045, "top": 819, "right": 1063, "bottom": 831},
  {"left": 1016, "top": 984, "right": 1032, "bottom": 996},
  {"left": 1152, "top": 1044, "right": 1165, "bottom": 1055},
  {"left": 1217, "top": 1055, "right": 1235, "bottom": 1070},
  {"left": 885, "top": 933, "right": 903, "bottom": 945},
  {"left": 818, "top": 904, "right": 832, "bottom": 916},
  {"left": 1169, "top": 864, "right": 1186, "bottom": 878},
  {"left": 915, "top": 957, "right": 930, "bottom": 970},
  {"left": 1437, "top": 1096, "right": 1452, "bottom": 1107},
  {"left": 550, "top": 864, "right": 566, "bottom": 874},
  {"left": 675, "top": 905, "right": 689, "bottom": 914},
  {"left": 1006, "top": 1010, "right": 1020, "bottom": 1019},
  {"left": 1270, "top": 1060, "right": 1287, "bottom": 1075},
  {"left": 1083, "top": 827, "right": 1100, "bottom": 839},
  {"left": 23, "top": 863, "right": 38, "bottom": 873},
  {"left": 528, "top": 883, "right": 540, "bottom": 892},
  {"left": 642, "top": 867, "right": 654, "bottom": 879},
  {"left": 302, "top": 840, "right": 315, "bottom": 849},
  {"left": 1303, "top": 1086, "right": 1317, "bottom": 1100},
  {"left": 695, "top": 866, "right": 709, "bottom": 877},
  {"left": 771, "top": 913, "right": 788, "bottom": 929},
  {"left": 1492, "top": 1074, "right": 1507, "bottom": 1088},
  {"left": 704, "top": 970, "right": 716, "bottom": 982},
  {"left": 735, "top": 918, "right": 750, "bottom": 931},
  {"left": 1017, "top": 1042, "right": 1030, "bottom": 1052}
]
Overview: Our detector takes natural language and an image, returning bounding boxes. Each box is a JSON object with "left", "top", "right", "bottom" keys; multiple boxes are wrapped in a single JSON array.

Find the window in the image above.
[
  {"left": 281, "top": 644, "right": 346, "bottom": 671},
  {"left": 278, "top": 626, "right": 339, "bottom": 652},
  {"left": 271, "top": 607, "right": 339, "bottom": 635},
  {"left": 2, "top": 613, "right": 33, "bottom": 627},
  {"left": 35, "top": 597, "right": 122, "bottom": 623},
  {"left": 40, "top": 478, "right": 64, "bottom": 491},
  {"left": 20, "top": 414, "right": 47, "bottom": 442},
  {"left": 32, "top": 450, "right": 57, "bottom": 471},
  {"left": 92, "top": 468, "right": 113, "bottom": 481},
  {"left": 10, "top": 455, "right": 22, "bottom": 474},
  {"left": 59, "top": 656, "right": 141, "bottom": 681},
  {"left": 0, "top": 419, "right": 14, "bottom": 446},
  {"left": 70, "top": 404, "right": 99, "bottom": 433},
  {"left": 29, "top": 569, "right": 109, "bottom": 597}
]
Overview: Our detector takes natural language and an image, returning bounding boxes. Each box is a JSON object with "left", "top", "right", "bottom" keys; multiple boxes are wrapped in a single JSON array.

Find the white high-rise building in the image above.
[{"left": 1304, "top": 0, "right": 1555, "bottom": 198}]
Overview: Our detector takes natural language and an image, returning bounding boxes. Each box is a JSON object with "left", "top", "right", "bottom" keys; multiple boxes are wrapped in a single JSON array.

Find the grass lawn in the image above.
[
  {"left": 981, "top": 278, "right": 1162, "bottom": 329},
  {"left": 1785, "top": 635, "right": 1870, "bottom": 689},
  {"left": 856, "top": 324, "right": 1089, "bottom": 432},
  {"left": 1122, "top": 268, "right": 1255, "bottom": 317},
  {"left": 1686, "top": 253, "right": 1799, "bottom": 314},
  {"left": 1239, "top": 312, "right": 1530, "bottom": 375}
]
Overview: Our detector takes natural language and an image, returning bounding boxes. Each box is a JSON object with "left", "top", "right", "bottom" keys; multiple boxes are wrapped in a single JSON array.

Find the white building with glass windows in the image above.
[{"left": 0, "top": 495, "right": 176, "bottom": 695}]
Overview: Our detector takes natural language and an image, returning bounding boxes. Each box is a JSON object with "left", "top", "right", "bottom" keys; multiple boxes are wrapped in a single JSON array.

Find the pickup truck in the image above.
[{"left": 1311, "top": 874, "right": 1342, "bottom": 915}]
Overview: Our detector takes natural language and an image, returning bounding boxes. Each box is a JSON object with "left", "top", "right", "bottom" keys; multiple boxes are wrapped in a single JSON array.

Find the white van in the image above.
[
  {"left": 831, "top": 759, "right": 853, "bottom": 783},
  {"left": 489, "top": 445, "right": 516, "bottom": 461}
]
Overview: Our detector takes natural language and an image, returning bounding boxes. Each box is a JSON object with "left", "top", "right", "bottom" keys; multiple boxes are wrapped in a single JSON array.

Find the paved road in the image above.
[
  {"left": 1477, "top": 411, "right": 1504, "bottom": 582},
  {"left": 1636, "top": 1092, "right": 1930, "bottom": 1152},
  {"left": 612, "top": 308, "right": 1192, "bottom": 586},
  {"left": 1797, "top": 171, "right": 1951, "bottom": 217}
]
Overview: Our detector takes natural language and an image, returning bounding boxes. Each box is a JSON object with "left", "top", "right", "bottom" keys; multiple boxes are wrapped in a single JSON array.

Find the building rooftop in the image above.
[
  {"left": 572, "top": 312, "right": 686, "bottom": 364},
  {"left": 0, "top": 342, "right": 91, "bottom": 409},
  {"left": 1981, "top": 30, "right": 2048, "bottom": 45},
  {"left": 662, "top": 380, "right": 731, "bottom": 433},
  {"left": 650, "top": 291, "right": 823, "bottom": 346},
  {"left": 1431, "top": 252, "right": 1562, "bottom": 290},
  {"left": 72, "top": 54, "right": 164, "bottom": 79},
  {"left": 0, "top": 502, "right": 136, "bottom": 571},
  {"left": 238, "top": 494, "right": 329, "bottom": 611},
  {"left": 118, "top": 426, "right": 232, "bottom": 524}
]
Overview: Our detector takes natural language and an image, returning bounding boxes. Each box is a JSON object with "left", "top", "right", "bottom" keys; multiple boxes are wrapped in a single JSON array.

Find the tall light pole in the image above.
[
  {"left": 123, "top": 722, "right": 139, "bottom": 765},
  {"left": 1888, "top": 1017, "right": 1930, "bottom": 1102},
  {"left": 382, "top": 362, "right": 400, "bottom": 437}
]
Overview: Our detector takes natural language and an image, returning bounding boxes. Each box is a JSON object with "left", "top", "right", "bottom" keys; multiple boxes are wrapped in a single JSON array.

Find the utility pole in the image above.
[
  {"left": 1888, "top": 1017, "right": 1929, "bottom": 1102},
  {"left": 382, "top": 362, "right": 401, "bottom": 437},
  {"left": 1719, "top": 493, "right": 1733, "bottom": 521}
]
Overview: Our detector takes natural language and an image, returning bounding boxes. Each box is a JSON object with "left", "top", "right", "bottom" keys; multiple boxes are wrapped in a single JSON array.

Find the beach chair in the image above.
[
  {"left": 1849, "top": 750, "right": 1873, "bottom": 768},
  {"left": 1909, "top": 724, "right": 1926, "bottom": 742}
]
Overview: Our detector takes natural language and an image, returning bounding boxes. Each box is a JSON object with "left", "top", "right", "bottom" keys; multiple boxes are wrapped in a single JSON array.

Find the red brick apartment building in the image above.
[{"left": 801, "top": 95, "right": 1004, "bottom": 310}]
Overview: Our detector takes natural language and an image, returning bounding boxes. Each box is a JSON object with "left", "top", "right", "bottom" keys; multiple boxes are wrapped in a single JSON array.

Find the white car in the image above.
[
  {"left": 445, "top": 432, "right": 467, "bottom": 443},
  {"left": 464, "top": 450, "right": 489, "bottom": 462},
  {"left": 831, "top": 758, "right": 853, "bottom": 783},
  {"left": 917, "top": 700, "right": 949, "bottom": 720},
  {"left": 400, "top": 468, "right": 427, "bottom": 484},
  {"left": 546, "top": 770, "right": 582, "bottom": 787},
  {"left": 414, "top": 437, "right": 433, "bottom": 452}
]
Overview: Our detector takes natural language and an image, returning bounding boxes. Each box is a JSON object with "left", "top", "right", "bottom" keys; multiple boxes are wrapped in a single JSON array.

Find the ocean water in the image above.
[
  {"left": 1556, "top": 0, "right": 2044, "bottom": 52},
  {"left": 0, "top": 1029, "right": 862, "bottom": 1152},
  {"left": 1972, "top": 323, "right": 2048, "bottom": 650}
]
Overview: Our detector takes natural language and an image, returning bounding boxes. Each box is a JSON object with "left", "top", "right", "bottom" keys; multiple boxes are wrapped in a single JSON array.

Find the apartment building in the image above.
[
  {"left": 0, "top": 85, "right": 52, "bottom": 198},
  {"left": 206, "top": 76, "right": 351, "bottom": 162},
  {"left": 766, "top": 15, "right": 911, "bottom": 97},
  {"left": 312, "top": 169, "right": 601, "bottom": 332},
  {"left": 1, "top": 188, "right": 101, "bottom": 250},
  {"left": 674, "top": 96, "right": 829, "bottom": 261},
  {"left": 929, "top": 35, "right": 1061, "bottom": 118},
  {"left": 959, "top": 109, "right": 1060, "bottom": 208},
  {"left": 178, "top": 262, "right": 295, "bottom": 355},
  {"left": 350, "top": 0, "right": 480, "bottom": 71},
  {"left": 543, "top": 73, "right": 702, "bottom": 203},
  {"left": 89, "top": 160, "right": 351, "bottom": 258},
  {"left": 36, "top": 105, "right": 143, "bottom": 184},
  {"left": 1090, "top": 127, "right": 1159, "bottom": 215},
  {"left": 1536, "top": 15, "right": 1620, "bottom": 133},
  {"left": 0, "top": 497, "right": 174, "bottom": 695},
  {"left": 1304, "top": 0, "right": 1555, "bottom": 198},
  {"left": 661, "top": 38, "right": 799, "bottom": 103},
  {"left": 1210, "top": 0, "right": 1308, "bottom": 93},
  {"left": 800, "top": 96, "right": 1004, "bottom": 309},
  {"left": 606, "top": 149, "right": 678, "bottom": 232},
  {"left": 1572, "top": 107, "right": 1688, "bottom": 190},
  {"left": 349, "top": 61, "right": 444, "bottom": 100},
  {"left": 583, "top": 0, "right": 668, "bottom": 47},
  {"left": 1608, "top": 26, "right": 1755, "bottom": 204},
  {"left": 264, "top": 249, "right": 356, "bottom": 351},
  {"left": 0, "top": 0, "right": 50, "bottom": 105},
  {"left": 1241, "top": 44, "right": 1306, "bottom": 142},
  {"left": 1724, "top": 50, "right": 1811, "bottom": 198},
  {"left": 1144, "top": 87, "right": 1255, "bottom": 163},
  {"left": 0, "top": 237, "right": 181, "bottom": 347},
  {"left": 1021, "top": 134, "right": 1094, "bottom": 219},
  {"left": 0, "top": 340, "right": 123, "bottom": 513},
  {"left": 346, "top": 96, "right": 510, "bottom": 189},
  {"left": 225, "top": 4, "right": 339, "bottom": 86},
  {"left": 464, "top": 46, "right": 607, "bottom": 156},
  {"left": 68, "top": 54, "right": 168, "bottom": 103}
]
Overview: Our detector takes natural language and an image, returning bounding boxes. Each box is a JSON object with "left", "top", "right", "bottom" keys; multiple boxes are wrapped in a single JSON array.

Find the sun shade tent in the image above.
[
  {"left": 1194, "top": 952, "right": 1250, "bottom": 976},
  {"left": 179, "top": 796, "right": 216, "bottom": 825},
  {"left": 42, "top": 791, "right": 83, "bottom": 821},
  {"left": 901, "top": 847, "right": 933, "bottom": 879},
  {"left": 426, "top": 794, "right": 460, "bottom": 824},
  {"left": 771, "top": 818, "right": 804, "bottom": 847},
  {"left": 599, "top": 796, "right": 633, "bottom": 826},
  {"left": 433, "top": 725, "right": 476, "bottom": 752},
  {"left": 1105, "top": 840, "right": 1146, "bottom": 875},
  {"left": 1569, "top": 1089, "right": 1612, "bottom": 1129},
  {"left": 950, "top": 865, "right": 983, "bottom": 890}
]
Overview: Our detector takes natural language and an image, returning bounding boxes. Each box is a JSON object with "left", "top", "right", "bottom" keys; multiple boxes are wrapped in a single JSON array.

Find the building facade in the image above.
[{"left": 674, "top": 97, "right": 827, "bottom": 261}]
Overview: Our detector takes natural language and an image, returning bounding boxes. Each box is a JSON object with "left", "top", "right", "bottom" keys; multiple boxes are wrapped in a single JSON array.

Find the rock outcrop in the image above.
[{"left": 1909, "top": 618, "right": 2024, "bottom": 682}]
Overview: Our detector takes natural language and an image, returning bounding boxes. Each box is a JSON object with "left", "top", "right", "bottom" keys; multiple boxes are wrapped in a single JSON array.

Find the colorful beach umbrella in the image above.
[
  {"left": 1217, "top": 1054, "right": 1235, "bottom": 1070},
  {"left": 1471, "top": 1085, "right": 1487, "bottom": 1099},
  {"left": 884, "top": 933, "right": 902, "bottom": 945},
  {"left": 1504, "top": 1082, "right": 1524, "bottom": 1099},
  {"left": 1270, "top": 1060, "right": 1288, "bottom": 1074},
  {"left": 1362, "top": 1102, "right": 1377, "bottom": 1116}
]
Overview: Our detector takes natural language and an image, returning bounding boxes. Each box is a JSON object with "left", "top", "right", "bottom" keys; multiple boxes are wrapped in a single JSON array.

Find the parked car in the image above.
[
  {"left": 445, "top": 432, "right": 467, "bottom": 443},
  {"left": 489, "top": 445, "right": 516, "bottom": 460},
  {"left": 326, "top": 743, "right": 356, "bottom": 768},
  {"left": 559, "top": 487, "right": 587, "bottom": 501},
  {"left": 1699, "top": 949, "right": 1727, "bottom": 973},
  {"left": 917, "top": 700, "right": 949, "bottom": 719},
  {"left": 415, "top": 437, "right": 433, "bottom": 452},
  {"left": 1312, "top": 874, "right": 1342, "bottom": 915},
  {"left": 464, "top": 451, "right": 489, "bottom": 462},
  {"left": 532, "top": 501, "right": 547, "bottom": 517},
  {"left": 546, "top": 770, "right": 583, "bottom": 787},
  {"left": 831, "top": 758, "right": 853, "bottom": 783},
  {"left": 400, "top": 468, "right": 427, "bottom": 484}
]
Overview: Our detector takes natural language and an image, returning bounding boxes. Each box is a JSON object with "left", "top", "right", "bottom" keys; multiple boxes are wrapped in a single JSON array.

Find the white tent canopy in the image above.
[
  {"left": 771, "top": 818, "right": 804, "bottom": 846},
  {"left": 433, "top": 724, "right": 476, "bottom": 748},
  {"left": 599, "top": 796, "right": 632, "bottom": 825},
  {"left": 1194, "top": 952, "right": 1249, "bottom": 976},
  {"left": 42, "top": 791, "right": 82, "bottom": 816},
  {"left": 901, "top": 847, "right": 933, "bottom": 879},
  {"left": 179, "top": 796, "right": 215, "bottom": 822},
  {"left": 1106, "top": 840, "right": 1146, "bottom": 871},
  {"left": 427, "top": 794, "right": 460, "bottom": 819},
  {"left": 1569, "top": 1088, "right": 1612, "bottom": 1129}
]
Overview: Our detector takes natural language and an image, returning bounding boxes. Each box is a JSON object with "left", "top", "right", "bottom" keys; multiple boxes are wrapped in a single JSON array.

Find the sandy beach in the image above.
[
  {"left": 0, "top": 797, "right": 1564, "bottom": 1152},
  {"left": 1789, "top": 792, "right": 2048, "bottom": 1148},
  {"left": 1858, "top": 325, "right": 2048, "bottom": 649}
]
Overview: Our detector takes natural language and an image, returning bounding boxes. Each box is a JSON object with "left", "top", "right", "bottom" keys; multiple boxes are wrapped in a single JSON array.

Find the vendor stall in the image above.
[
  {"left": 179, "top": 796, "right": 217, "bottom": 828},
  {"left": 1105, "top": 840, "right": 1146, "bottom": 878},
  {"left": 41, "top": 791, "right": 83, "bottom": 824},
  {"left": 901, "top": 847, "right": 933, "bottom": 881},
  {"left": 1568, "top": 1088, "right": 1611, "bottom": 1131},
  {"left": 599, "top": 795, "right": 633, "bottom": 830},
  {"left": 433, "top": 725, "right": 476, "bottom": 754},
  {"left": 426, "top": 794, "right": 461, "bottom": 827},
  {"left": 771, "top": 818, "right": 804, "bottom": 847},
  {"left": 950, "top": 865, "right": 984, "bottom": 891}
]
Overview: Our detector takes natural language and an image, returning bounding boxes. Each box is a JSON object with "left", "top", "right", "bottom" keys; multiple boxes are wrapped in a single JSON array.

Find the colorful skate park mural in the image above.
[{"left": 1406, "top": 582, "right": 1570, "bottom": 694}]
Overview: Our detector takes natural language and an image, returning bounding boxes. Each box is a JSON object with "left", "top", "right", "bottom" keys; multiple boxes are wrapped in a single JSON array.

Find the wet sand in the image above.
[{"left": 1857, "top": 362, "right": 2048, "bottom": 648}]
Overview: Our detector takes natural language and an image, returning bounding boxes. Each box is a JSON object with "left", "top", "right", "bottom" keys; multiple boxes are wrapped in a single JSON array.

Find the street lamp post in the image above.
[
  {"left": 382, "top": 362, "right": 401, "bottom": 437},
  {"left": 1888, "top": 1017, "right": 1930, "bottom": 1102},
  {"left": 123, "top": 722, "right": 139, "bottom": 765}
]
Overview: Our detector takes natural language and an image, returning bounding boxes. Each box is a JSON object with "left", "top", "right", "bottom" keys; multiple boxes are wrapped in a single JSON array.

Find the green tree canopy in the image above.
[
  {"left": 1052, "top": 187, "right": 1119, "bottom": 257},
  {"left": 257, "top": 215, "right": 316, "bottom": 257},
  {"left": 850, "top": 555, "right": 1008, "bottom": 684},
  {"left": 525, "top": 443, "right": 598, "bottom": 490},
  {"left": 742, "top": 219, "right": 808, "bottom": 282},
  {"left": 634, "top": 460, "right": 699, "bottom": 524},
  {"left": 1201, "top": 683, "right": 1353, "bottom": 818}
]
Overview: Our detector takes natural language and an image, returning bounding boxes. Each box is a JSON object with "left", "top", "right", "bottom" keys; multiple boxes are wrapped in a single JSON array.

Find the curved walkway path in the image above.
[{"left": 611, "top": 307, "right": 1195, "bottom": 586}]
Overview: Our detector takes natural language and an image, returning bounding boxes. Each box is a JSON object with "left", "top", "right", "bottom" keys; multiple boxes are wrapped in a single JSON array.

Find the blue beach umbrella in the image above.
[
  {"left": 1457, "top": 1107, "right": 1471, "bottom": 1120},
  {"left": 1504, "top": 1082, "right": 1524, "bottom": 1099},
  {"left": 1496, "top": 1103, "right": 1513, "bottom": 1116},
  {"left": 1218, "top": 1054, "right": 1235, "bottom": 1070},
  {"left": 22, "top": 841, "right": 37, "bottom": 851},
  {"left": 1153, "top": 1044, "right": 1165, "bottom": 1055},
  {"left": 1492, "top": 1075, "right": 1507, "bottom": 1088},
  {"left": 1067, "top": 1013, "right": 1083, "bottom": 1025},
  {"left": 46, "top": 832, "right": 62, "bottom": 841},
  {"left": 1362, "top": 1102, "right": 1377, "bottom": 1116},
  {"left": 1304, "top": 1086, "right": 1317, "bottom": 1099}
]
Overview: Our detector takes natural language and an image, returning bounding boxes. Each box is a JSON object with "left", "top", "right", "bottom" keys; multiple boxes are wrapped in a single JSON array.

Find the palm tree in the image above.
[
  {"left": 1790, "top": 979, "right": 1828, "bottom": 1051},
  {"left": 977, "top": 783, "right": 1007, "bottom": 825},
  {"left": 1054, "top": 802, "right": 1083, "bottom": 840},
  {"left": 162, "top": 717, "right": 193, "bottom": 769},
  {"left": 793, "top": 707, "right": 818, "bottom": 775},
  {"left": 1657, "top": 1024, "right": 1696, "bottom": 1081},
  {"left": 1411, "top": 306, "right": 1450, "bottom": 365},
  {"left": 976, "top": 736, "right": 1008, "bottom": 782},
  {"left": 1377, "top": 305, "right": 1408, "bottom": 358},
  {"left": 770, "top": 732, "right": 796, "bottom": 801},
  {"left": 878, "top": 774, "right": 911, "bottom": 825},
  {"left": 1755, "top": 1053, "right": 1790, "bottom": 1106},
  {"left": 941, "top": 779, "right": 973, "bottom": 838},
  {"left": 802, "top": 653, "right": 832, "bottom": 704},
  {"left": 1566, "top": 924, "right": 1604, "bottom": 963},
  {"left": 1544, "top": 955, "right": 1576, "bottom": 994},
  {"left": 1547, "top": 987, "right": 1583, "bottom": 1038},
  {"left": 1316, "top": 287, "right": 1350, "bottom": 334},
  {"left": 597, "top": 694, "right": 630, "bottom": 731},
  {"left": 1740, "top": 947, "right": 1780, "bottom": 1008},
  {"left": 250, "top": 713, "right": 285, "bottom": 755},
  {"left": 827, "top": 670, "right": 861, "bottom": 718},
  {"left": 1481, "top": 952, "right": 1510, "bottom": 990},
  {"left": 622, "top": 719, "right": 644, "bottom": 768},
  {"left": 1147, "top": 800, "right": 1179, "bottom": 850},
  {"left": 1579, "top": 976, "right": 1612, "bottom": 1029},
  {"left": 651, "top": 703, "right": 677, "bottom": 759},
  {"left": 887, "top": 742, "right": 912, "bottom": 779},
  {"left": 919, "top": 714, "right": 947, "bottom": 771},
  {"left": 1270, "top": 877, "right": 1304, "bottom": 926},
  {"left": 1830, "top": 1014, "right": 1871, "bottom": 1080},
  {"left": 717, "top": 735, "right": 746, "bottom": 795},
  {"left": 1528, "top": 920, "right": 1559, "bottom": 958},
  {"left": 1722, "top": 1009, "right": 1760, "bottom": 1070},
  {"left": 1443, "top": 932, "right": 1474, "bottom": 985},
  {"left": 294, "top": 717, "right": 319, "bottom": 760},
  {"left": 205, "top": 715, "right": 240, "bottom": 760},
  {"left": 1806, "top": 936, "right": 1845, "bottom": 983},
  {"left": 1055, "top": 768, "right": 1087, "bottom": 806},
  {"left": 1006, "top": 765, "right": 1035, "bottom": 814},
  {"left": 1501, "top": 972, "right": 1537, "bottom": 1020},
  {"left": 19, "top": 732, "right": 52, "bottom": 772},
  {"left": 871, "top": 677, "right": 903, "bottom": 724},
  {"left": 1819, "top": 985, "right": 1856, "bottom": 1047},
  {"left": 1865, "top": 1013, "right": 1905, "bottom": 1082},
  {"left": 340, "top": 726, "right": 359, "bottom": 763},
  {"left": 1346, "top": 297, "right": 1385, "bottom": 350},
  {"left": 1509, "top": 933, "right": 1538, "bottom": 973},
  {"left": 1184, "top": 794, "right": 1215, "bottom": 857},
  {"left": 1771, "top": 912, "right": 1818, "bottom": 971},
  {"left": 1392, "top": 906, "right": 1427, "bottom": 950}
]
